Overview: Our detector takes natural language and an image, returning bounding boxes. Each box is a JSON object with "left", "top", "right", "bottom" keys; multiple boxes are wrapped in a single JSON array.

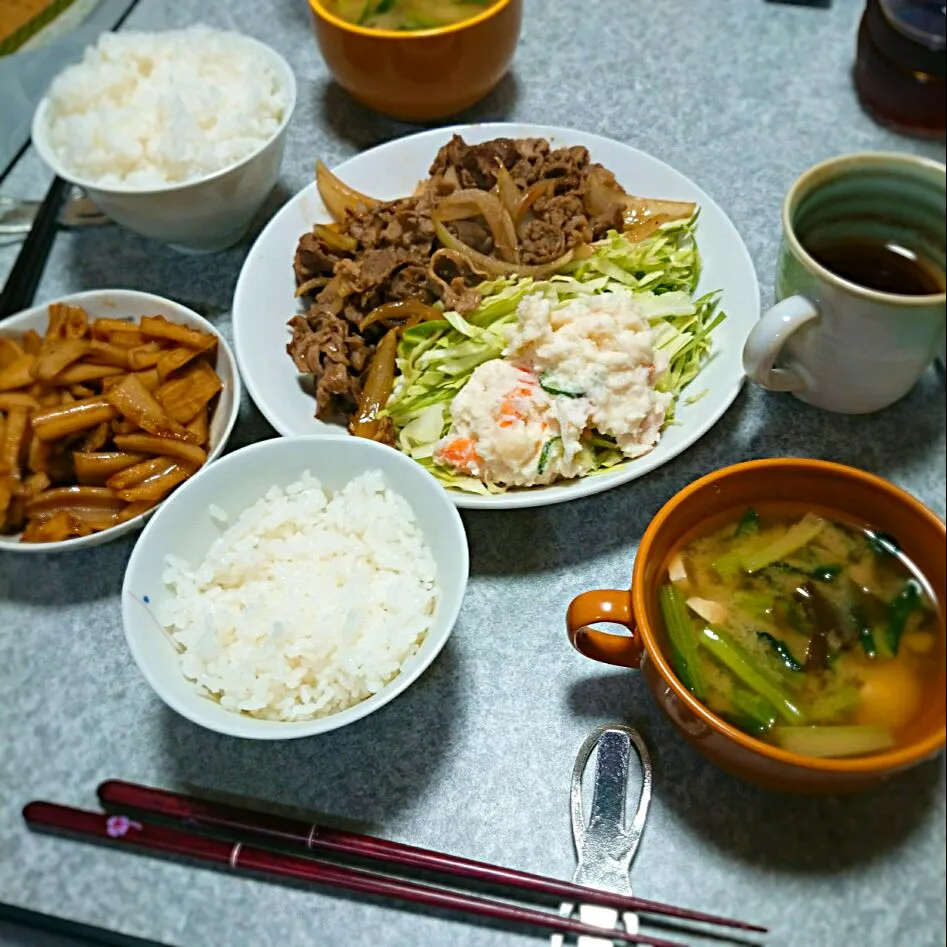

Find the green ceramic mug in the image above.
[{"left": 743, "top": 153, "right": 946, "bottom": 413}]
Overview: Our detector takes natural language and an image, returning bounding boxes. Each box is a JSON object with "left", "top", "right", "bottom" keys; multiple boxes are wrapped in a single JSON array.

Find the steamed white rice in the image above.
[
  {"left": 159, "top": 470, "right": 438, "bottom": 722},
  {"left": 44, "top": 26, "right": 288, "bottom": 188}
]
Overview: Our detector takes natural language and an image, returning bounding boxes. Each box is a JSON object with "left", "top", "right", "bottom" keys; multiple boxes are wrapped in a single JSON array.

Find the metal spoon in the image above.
[{"left": 552, "top": 725, "right": 653, "bottom": 947}]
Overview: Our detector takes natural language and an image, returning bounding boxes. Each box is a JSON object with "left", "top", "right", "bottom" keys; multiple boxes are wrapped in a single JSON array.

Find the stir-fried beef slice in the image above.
[
  {"left": 320, "top": 360, "right": 356, "bottom": 403},
  {"left": 379, "top": 211, "right": 432, "bottom": 248},
  {"left": 348, "top": 247, "right": 423, "bottom": 293},
  {"left": 290, "top": 232, "right": 444, "bottom": 424},
  {"left": 287, "top": 310, "right": 370, "bottom": 421},
  {"left": 294, "top": 230, "right": 349, "bottom": 286},
  {"left": 507, "top": 138, "right": 551, "bottom": 187},
  {"left": 428, "top": 135, "right": 552, "bottom": 191},
  {"left": 294, "top": 195, "right": 438, "bottom": 297},
  {"left": 427, "top": 249, "right": 487, "bottom": 314},
  {"left": 518, "top": 218, "right": 567, "bottom": 264},
  {"left": 449, "top": 219, "right": 494, "bottom": 255},
  {"left": 524, "top": 193, "right": 594, "bottom": 262},
  {"left": 287, "top": 315, "right": 316, "bottom": 374},
  {"left": 434, "top": 279, "right": 482, "bottom": 316},
  {"left": 543, "top": 145, "right": 590, "bottom": 181},
  {"left": 327, "top": 246, "right": 435, "bottom": 318},
  {"left": 427, "top": 135, "right": 469, "bottom": 179},
  {"left": 428, "top": 136, "right": 593, "bottom": 191},
  {"left": 388, "top": 265, "right": 432, "bottom": 301},
  {"left": 427, "top": 136, "right": 505, "bottom": 190},
  {"left": 518, "top": 192, "right": 600, "bottom": 265},
  {"left": 347, "top": 198, "right": 436, "bottom": 253},
  {"left": 287, "top": 311, "right": 347, "bottom": 375},
  {"left": 427, "top": 136, "right": 620, "bottom": 264}
]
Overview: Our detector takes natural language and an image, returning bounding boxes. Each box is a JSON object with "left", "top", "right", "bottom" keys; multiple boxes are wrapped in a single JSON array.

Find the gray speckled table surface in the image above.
[{"left": 1, "top": 0, "right": 946, "bottom": 945}]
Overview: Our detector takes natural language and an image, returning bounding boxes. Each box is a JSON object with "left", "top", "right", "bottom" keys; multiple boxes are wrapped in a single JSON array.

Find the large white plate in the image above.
[{"left": 233, "top": 123, "right": 759, "bottom": 510}]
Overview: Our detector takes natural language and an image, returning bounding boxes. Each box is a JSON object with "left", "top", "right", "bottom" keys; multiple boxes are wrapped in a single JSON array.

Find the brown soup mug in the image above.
[
  {"left": 566, "top": 458, "right": 946, "bottom": 794},
  {"left": 308, "top": 0, "right": 523, "bottom": 122}
]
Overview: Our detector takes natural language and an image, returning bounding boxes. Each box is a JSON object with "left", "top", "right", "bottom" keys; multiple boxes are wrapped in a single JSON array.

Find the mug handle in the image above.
[
  {"left": 566, "top": 589, "right": 642, "bottom": 668},
  {"left": 742, "top": 295, "right": 819, "bottom": 393}
]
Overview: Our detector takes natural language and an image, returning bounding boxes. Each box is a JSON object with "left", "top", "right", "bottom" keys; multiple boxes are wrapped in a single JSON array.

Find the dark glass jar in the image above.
[{"left": 854, "top": 0, "right": 946, "bottom": 139}]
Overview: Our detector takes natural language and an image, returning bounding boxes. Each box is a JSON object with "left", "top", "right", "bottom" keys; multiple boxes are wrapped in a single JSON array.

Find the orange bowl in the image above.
[
  {"left": 307, "top": 0, "right": 522, "bottom": 121},
  {"left": 567, "top": 459, "right": 946, "bottom": 793}
]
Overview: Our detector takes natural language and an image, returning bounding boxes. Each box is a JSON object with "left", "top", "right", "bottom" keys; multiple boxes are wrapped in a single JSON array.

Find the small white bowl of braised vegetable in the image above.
[{"left": 0, "top": 290, "right": 239, "bottom": 553}]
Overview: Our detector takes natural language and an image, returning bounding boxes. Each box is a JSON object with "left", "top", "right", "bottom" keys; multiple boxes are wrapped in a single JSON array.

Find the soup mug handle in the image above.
[
  {"left": 742, "top": 295, "right": 819, "bottom": 393},
  {"left": 566, "top": 589, "right": 642, "bottom": 668}
]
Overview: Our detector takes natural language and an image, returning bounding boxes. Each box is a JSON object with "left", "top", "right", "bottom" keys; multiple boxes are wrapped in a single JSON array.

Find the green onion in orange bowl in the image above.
[{"left": 307, "top": 0, "right": 522, "bottom": 121}]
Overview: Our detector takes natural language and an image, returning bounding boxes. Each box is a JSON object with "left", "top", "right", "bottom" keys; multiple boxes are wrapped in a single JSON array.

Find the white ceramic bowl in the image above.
[
  {"left": 121, "top": 435, "right": 469, "bottom": 739},
  {"left": 30, "top": 36, "right": 296, "bottom": 253},
  {"left": 0, "top": 290, "right": 240, "bottom": 554}
]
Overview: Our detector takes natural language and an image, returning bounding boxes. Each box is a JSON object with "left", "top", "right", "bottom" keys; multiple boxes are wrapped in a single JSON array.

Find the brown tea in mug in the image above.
[{"left": 805, "top": 235, "right": 947, "bottom": 296}]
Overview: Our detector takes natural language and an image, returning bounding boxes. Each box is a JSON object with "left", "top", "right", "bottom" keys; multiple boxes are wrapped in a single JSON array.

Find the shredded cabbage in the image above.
[{"left": 386, "top": 217, "right": 725, "bottom": 493}]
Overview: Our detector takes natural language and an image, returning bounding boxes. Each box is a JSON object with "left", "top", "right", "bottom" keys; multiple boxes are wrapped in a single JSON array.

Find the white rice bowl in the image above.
[
  {"left": 42, "top": 25, "right": 290, "bottom": 188},
  {"left": 158, "top": 470, "right": 439, "bottom": 722}
]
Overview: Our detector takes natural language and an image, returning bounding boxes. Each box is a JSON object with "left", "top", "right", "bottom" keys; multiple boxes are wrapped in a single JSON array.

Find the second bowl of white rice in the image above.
[
  {"left": 122, "top": 436, "right": 469, "bottom": 739},
  {"left": 31, "top": 25, "right": 296, "bottom": 253}
]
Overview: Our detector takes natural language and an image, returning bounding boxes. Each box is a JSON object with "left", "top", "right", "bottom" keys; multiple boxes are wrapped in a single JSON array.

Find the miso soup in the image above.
[
  {"left": 325, "top": 0, "right": 500, "bottom": 31},
  {"left": 658, "top": 503, "right": 943, "bottom": 759}
]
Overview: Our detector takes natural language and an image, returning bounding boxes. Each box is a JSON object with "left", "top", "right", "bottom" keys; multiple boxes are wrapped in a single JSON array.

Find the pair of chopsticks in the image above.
[
  {"left": 0, "top": 176, "right": 70, "bottom": 320},
  {"left": 24, "top": 781, "right": 766, "bottom": 946}
]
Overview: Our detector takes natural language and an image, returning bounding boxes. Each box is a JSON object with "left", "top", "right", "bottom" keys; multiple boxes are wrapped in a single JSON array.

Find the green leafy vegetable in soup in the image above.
[
  {"left": 660, "top": 503, "right": 942, "bottom": 759},
  {"left": 325, "top": 0, "right": 498, "bottom": 30}
]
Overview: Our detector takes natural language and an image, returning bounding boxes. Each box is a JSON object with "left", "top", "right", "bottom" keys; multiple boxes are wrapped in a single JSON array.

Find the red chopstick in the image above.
[
  {"left": 24, "top": 801, "right": 686, "bottom": 947},
  {"left": 98, "top": 780, "right": 765, "bottom": 934}
]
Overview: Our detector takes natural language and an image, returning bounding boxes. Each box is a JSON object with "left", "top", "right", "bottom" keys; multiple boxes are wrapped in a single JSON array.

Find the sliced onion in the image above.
[
  {"left": 435, "top": 189, "right": 519, "bottom": 263},
  {"left": 622, "top": 196, "right": 696, "bottom": 243},
  {"left": 358, "top": 300, "right": 443, "bottom": 333},
  {"left": 295, "top": 276, "right": 330, "bottom": 298},
  {"left": 350, "top": 329, "right": 397, "bottom": 441},
  {"left": 316, "top": 275, "right": 349, "bottom": 316},
  {"left": 494, "top": 161, "right": 522, "bottom": 218},
  {"left": 315, "top": 160, "right": 379, "bottom": 224},
  {"left": 430, "top": 247, "right": 489, "bottom": 280},
  {"left": 622, "top": 218, "right": 667, "bottom": 244},
  {"left": 583, "top": 166, "right": 629, "bottom": 217},
  {"left": 432, "top": 217, "right": 576, "bottom": 279},
  {"left": 624, "top": 196, "right": 697, "bottom": 222},
  {"left": 431, "top": 201, "right": 486, "bottom": 222},
  {"left": 314, "top": 223, "right": 357, "bottom": 253}
]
